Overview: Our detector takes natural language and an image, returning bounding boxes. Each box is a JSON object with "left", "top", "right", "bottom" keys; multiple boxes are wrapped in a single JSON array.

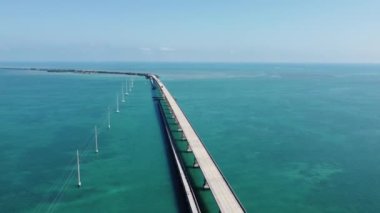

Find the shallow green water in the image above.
[
  {"left": 1, "top": 63, "right": 380, "bottom": 212},
  {"left": 0, "top": 70, "right": 178, "bottom": 212}
]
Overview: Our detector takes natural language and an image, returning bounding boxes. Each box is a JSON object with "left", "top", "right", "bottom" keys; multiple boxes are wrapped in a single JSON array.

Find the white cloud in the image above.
[
  {"left": 159, "top": 47, "right": 175, "bottom": 52},
  {"left": 139, "top": 47, "right": 152, "bottom": 52}
]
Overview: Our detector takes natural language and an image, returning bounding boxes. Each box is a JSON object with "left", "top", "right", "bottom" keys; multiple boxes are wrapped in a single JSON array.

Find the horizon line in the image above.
[{"left": 0, "top": 60, "right": 380, "bottom": 65}]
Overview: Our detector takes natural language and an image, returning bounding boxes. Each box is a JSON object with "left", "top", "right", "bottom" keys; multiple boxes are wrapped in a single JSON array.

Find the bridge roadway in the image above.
[{"left": 151, "top": 75, "right": 245, "bottom": 213}]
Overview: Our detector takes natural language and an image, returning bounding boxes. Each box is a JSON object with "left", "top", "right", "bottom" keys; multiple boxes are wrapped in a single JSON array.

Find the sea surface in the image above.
[{"left": 0, "top": 62, "right": 380, "bottom": 212}]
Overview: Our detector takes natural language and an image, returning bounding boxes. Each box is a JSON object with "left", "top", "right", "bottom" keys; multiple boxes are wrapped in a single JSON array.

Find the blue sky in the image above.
[{"left": 0, "top": 0, "right": 379, "bottom": 62}]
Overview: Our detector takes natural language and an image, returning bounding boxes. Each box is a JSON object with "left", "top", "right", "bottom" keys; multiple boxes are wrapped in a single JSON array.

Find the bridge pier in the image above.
[
  {"left": 167, "top": 116, "right": 178, "bottom": 124},
  {"left": 193, "top": 158, "right": 199, "bottom": 168},
  {"left": 203, "top": 179, "right": 210, "bottom": 190},
  {"left": 181, "top": 133, "right": 186, "bottom": 140},
  {"left": 186, "top": 143, "right": 192, "bottom": 152}
]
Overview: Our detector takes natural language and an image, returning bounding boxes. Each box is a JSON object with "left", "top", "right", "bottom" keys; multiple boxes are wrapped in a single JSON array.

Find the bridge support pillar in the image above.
[
  {"left": 203, "top": 179, "right": 210, "bottom": 190},
  {"left": 186, "top": 144, "right": 192, "bottom": 152},
  {"left": 193, "top": 158, "right": 199, "bottom": 168}
]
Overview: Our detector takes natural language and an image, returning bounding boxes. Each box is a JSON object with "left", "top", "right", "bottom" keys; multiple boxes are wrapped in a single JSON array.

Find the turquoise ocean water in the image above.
[{"left": 0, "top": 62, "right": 380, "bottom": 212}]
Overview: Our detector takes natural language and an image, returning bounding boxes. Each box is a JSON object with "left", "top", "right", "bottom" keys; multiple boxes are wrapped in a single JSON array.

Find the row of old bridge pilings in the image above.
[{"left": 153, "top": 93, "right": 220, "bottom": 213}]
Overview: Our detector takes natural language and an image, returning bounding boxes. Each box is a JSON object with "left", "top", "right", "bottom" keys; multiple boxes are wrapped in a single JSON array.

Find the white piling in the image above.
[
  {"left": 95, "top": 126, "right": 99, "bottom": 153},
  {"left": 77, "top": 149, "right": 81, "bottom": 187},
  {"left": 108, "top": 107, "right": 111, "bottom": 129},
  {"left": 129, "top": 79, "right": 133, "bottom": 92},
  {"left": 121, "top": 85, "right": 125, "bottom": 103},
  {"left": 125, "top": 79, "right": 129, "bottom": 95},
  {"left": 116, "top": 94, "right": 120, "bottom": 113}
]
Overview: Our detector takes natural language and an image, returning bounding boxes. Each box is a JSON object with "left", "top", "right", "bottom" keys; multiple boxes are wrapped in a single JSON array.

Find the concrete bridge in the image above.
[{"left": 151, "top": 75, "right": 245, "bottom": 213}]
